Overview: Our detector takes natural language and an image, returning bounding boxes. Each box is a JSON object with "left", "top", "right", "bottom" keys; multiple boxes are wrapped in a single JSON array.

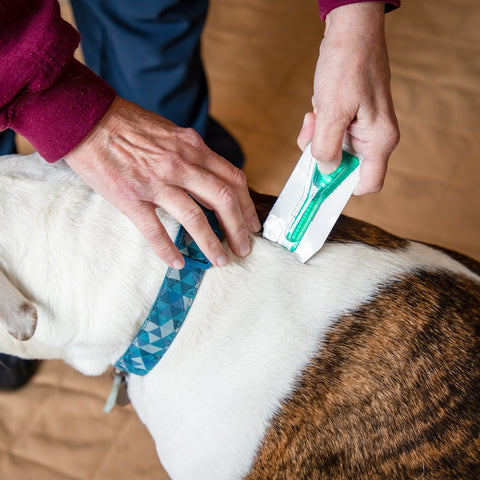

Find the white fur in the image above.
[{"left": 0, "top": 154, "right": 478, "bottom": 480}]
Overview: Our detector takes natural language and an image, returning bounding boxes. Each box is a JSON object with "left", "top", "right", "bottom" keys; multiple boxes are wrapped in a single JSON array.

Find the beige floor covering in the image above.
[{"left": 1, "top": 0, "right": 479, "bottom": 479}]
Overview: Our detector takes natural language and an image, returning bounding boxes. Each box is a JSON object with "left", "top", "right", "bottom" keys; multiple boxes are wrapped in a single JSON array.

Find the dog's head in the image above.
[{"left": 0, "top": 268, "right": 37, "bottom": 342}]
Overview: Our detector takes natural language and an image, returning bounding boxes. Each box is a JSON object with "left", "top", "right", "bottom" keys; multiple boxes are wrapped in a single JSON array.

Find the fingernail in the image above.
[
  {"left": 216, "top": 252, "right": 229, "bottom": 267},
  {"left": 238, "top": 240, "right": 251, "bottom": 257},
  {"left": 316, "top": 161, "right": 338, "bottom": 175}
]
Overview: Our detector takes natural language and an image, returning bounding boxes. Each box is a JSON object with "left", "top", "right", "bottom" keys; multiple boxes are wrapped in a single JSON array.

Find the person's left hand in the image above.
[
  {"left": 64, "top": 97, "right": 260, "bottom": 269},
  {"left": 297, "top": 2, "right": 400, "bottom": 195}
]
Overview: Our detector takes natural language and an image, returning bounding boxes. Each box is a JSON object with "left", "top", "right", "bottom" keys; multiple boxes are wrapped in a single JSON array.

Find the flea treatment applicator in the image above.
[{"left": 263, "top": 143, "right": 361, "bottom": 263}]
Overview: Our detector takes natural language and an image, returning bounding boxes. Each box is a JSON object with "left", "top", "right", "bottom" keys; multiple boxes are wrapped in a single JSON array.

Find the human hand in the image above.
[
  {"left": 64, "top": 97, "right": 261, "bottom": 269},
  {"left": 297, "top": 2, "right": 400, "bottom": 195}
]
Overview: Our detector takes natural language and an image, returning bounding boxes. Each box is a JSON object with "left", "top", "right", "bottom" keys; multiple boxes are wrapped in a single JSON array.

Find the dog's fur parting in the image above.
[{"left": 0, "top": 155, "right": 479, "bottom": 480}]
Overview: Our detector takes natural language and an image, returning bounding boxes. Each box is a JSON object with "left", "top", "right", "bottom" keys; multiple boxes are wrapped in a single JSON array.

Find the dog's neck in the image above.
[{"left": 0, "top": 154, "right": 171, "bottom": 375}]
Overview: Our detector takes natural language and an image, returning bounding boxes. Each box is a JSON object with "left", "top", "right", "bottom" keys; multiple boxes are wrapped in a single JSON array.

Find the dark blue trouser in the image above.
[
  {"left": 71, "top": 0, "right": 243, "bottom": 167},
  {"left": 0, "top": 129, "right": 16, "bottom": 156},
  {"left": 70, "top": 0, "right": 210, "bottom": 137},
  {"left": 1, "top": 0, "right": 243, "bottom": 167}
]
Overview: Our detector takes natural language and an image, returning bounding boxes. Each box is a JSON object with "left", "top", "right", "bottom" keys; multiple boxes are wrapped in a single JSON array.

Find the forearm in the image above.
[
  {"left": 0, "top": 0, "right": 115, "bottom": 161},
  {"left": 324, "top": 2, "right": 386, "bottom": 50}
]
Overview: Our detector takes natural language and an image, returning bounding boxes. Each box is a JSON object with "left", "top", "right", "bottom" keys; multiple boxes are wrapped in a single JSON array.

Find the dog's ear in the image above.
[{"left": 0, "top": 270, "right": 37, "bottom": 341}]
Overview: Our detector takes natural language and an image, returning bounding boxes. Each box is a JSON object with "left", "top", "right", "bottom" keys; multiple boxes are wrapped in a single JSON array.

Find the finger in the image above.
[
  {"left": 350, "top": 140, "right": 391, "bottom": 195},
  {"left": 202, "top": 151, "right": 261, "bottom": 233},
  {"left": 173, "top": 147, "right": 259, "bottom": 242},
  {"left": 350, "top": 120, "right": 400, "bottom": 195},
  {"left": 297, "top": 112, "right": 316, "bottom": 151},
  {"left": 226, "top": 167, "right": 261, "bottom": 234},
  {"left": 177, "top": 129, "right": 261, "bottom": 233},
  {"left": 155, "top": 187, "right": 231, "bottom": 267},
  {"left": 311, "top": 109, "right": 350, "bottom": 174},
  {"left": 126, "top": 202, "right": 185, "bottom": 269},
  {"left": 354, "top": 153, "right": 388, "bottom": 195},
  {"left": 171, "top": 167, "right": 252, "bottom": 259},
  {"left": 212, "top": 187, "right": 252, "bottom": 260},
  {"left": 162, "top": 135, "right": 260, "bottom": 235}
]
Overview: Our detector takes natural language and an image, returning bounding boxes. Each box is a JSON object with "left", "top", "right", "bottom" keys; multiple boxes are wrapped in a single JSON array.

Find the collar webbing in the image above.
[{"left": 114, "top": 210, "right": 220, "bottom": 376}]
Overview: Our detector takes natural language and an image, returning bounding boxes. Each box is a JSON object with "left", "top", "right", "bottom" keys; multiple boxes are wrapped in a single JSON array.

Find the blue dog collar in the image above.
[
  {"left": 105, "top": 211, "right": 220, "bottom": 412},
  {"left": 114, "top": 211, "right": 220, "bottom": 377}
]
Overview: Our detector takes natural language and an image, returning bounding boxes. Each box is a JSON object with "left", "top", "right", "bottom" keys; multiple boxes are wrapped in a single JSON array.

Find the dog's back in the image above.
[
  {"left": 245, "top": 192, "right": 480, "bottom": 479},
  {"left": 0, "top": 157, "right": 478, "bottom": 480}
]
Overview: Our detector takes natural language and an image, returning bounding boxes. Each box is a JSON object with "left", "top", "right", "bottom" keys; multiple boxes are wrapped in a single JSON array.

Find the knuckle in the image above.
[
  {"left": 386, "top": 125, "right": 401, "bottom": 149},
  {"left": 203, "top": 234, "right": 223, "bottom": 254},
  {"left": 119, "top": 180, "right": 144, "bottom": 203},
  {"left": 181, "top": 127, "right": 203, "bottom": 148},
  {"left": 377, "top": 121, "right": 400, "bottom": 151},
  {"left": 180, "top": 206, "right": 205, "bottom": 228},
  {"left": 233, "top": 221, "right": 249, "bottom": 238},
  {"left": 154, "top": 243, "right": 180, "bottom": 266},
  {"left": 230, "top": 168, "right": 247, "bottom": 189},
  {"left": 155, "top": 242, "right": 177, "bottom": 260},
  {"left": 140, "top": 222, "right": 163, "bottom": 245},
  {"left": 310, "top": 143, "right": 324, "bottom": 160},
  {"left": 217, "top": 184, "right": 237, "bottom": 206},
  {"left": 311, "top": 144, "right": 336, "bottom": 164},
  {"left": 139, "top": 224, "right": 176, "bottom": 259}
]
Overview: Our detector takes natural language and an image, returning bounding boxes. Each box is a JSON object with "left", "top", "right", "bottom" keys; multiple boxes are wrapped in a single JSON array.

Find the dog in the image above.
[{"left": 0, "top": 153, "right": 479, "bottom": 480}]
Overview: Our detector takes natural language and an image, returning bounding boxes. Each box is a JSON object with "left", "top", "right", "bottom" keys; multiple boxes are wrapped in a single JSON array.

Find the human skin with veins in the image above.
[{"left": 64, "top": 1, "right": 399, "bottom": 269}]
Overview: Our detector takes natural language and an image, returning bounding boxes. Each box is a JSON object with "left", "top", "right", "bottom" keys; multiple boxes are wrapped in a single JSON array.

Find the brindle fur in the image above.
[
  {"left": 250, "top": 189, "right": 408, "bottom": 250},
  {"left": 249, "top": 191, "right": 480, "bottom": 479}
]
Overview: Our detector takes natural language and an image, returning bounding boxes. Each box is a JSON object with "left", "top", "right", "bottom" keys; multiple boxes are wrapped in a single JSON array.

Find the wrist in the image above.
[
  {"left": 325, "top": 2, "right": 385, "bottom": 41},
  {"left": 64, "top": 96, "right": 123, "bottom": 163}
]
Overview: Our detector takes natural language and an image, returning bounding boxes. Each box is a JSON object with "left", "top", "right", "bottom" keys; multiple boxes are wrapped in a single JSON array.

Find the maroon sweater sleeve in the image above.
[
  {"left": 0, "top": 0, "right": 116, "bottom": 162},
  {"left": 317, "top": 0, "right": 400, "bottom": 21}
]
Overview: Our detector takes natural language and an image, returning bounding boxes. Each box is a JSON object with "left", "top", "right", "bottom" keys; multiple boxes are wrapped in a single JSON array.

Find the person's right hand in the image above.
[
  {"left": 64, "top": 97, "right": 261, "bottom": 269},
  {"left": 297, "top": 2, "right": 399, "bottom": 195}
]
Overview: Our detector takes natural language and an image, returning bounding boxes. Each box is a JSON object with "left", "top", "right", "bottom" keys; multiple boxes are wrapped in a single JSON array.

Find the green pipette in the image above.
[{"left": 285, "top": 150, "right": 360, "bottom": 251}]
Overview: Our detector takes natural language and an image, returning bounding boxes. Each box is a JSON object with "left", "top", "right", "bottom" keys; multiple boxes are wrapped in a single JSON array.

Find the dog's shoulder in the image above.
[
  {"left": 251, "top": 189, "right": 406, "bottom": 250},
  {"left": 251, "top": 189, "right": 480, "bottom": 275}
]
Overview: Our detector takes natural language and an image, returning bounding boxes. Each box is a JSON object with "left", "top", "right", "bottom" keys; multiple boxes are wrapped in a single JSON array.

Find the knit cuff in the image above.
[{"left": 10, "top": 59, "right": 116, "bottom": 162}]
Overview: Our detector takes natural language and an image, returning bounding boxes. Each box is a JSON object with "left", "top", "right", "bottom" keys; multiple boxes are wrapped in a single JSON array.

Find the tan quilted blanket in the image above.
[{"left": 1, "top": 0, "right": 478, "bottom": 478}]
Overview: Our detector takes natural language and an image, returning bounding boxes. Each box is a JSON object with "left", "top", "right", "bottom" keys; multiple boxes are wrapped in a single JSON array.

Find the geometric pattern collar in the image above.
[{"left": 113, "top": 209, "right": 221, "bottom": 377}]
